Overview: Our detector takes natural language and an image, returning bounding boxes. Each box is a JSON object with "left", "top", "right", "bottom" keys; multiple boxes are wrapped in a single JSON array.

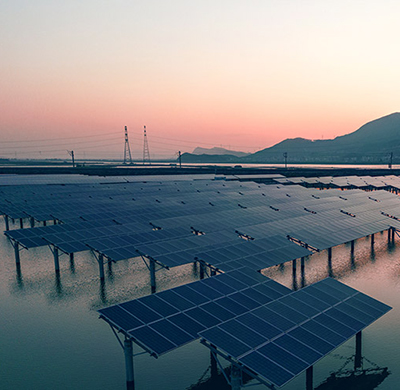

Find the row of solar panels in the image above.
[
  {"left": 99, "top": 266, "right": 391, "bottom": 388},
  {"left": 277, "top": 174, "right": 400, "bottom": 191},
  {"left": 0, "top": 180, "right": 278, "bottom": 220},
  {"left": 4, "top": 183, "right": 400, "bottom": 272}
]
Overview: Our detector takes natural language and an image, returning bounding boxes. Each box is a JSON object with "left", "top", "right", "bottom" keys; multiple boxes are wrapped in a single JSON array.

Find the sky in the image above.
[{"left": 1, "top": 0, "right": 399, "bottom": 160}]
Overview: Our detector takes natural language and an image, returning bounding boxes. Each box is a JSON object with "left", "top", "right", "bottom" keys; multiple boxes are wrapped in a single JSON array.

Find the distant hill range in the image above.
[
  {"left": 192, "top": 147, "right": 249, "bottom": 158},
  {"left": 182, "top": 112, "right": 400, "bottom": 164}
]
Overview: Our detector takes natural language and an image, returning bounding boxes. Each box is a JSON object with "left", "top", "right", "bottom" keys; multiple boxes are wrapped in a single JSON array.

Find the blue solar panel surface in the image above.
[
  {"left": 200, "top": 277, "right": 391, "bottom": 387},
  {"left": 98, "top": 267, "right": 291, "bottom": 356}
]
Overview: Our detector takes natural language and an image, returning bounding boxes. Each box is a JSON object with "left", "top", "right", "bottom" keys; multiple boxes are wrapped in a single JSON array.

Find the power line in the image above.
[
  {"left": 0, "top": 131, "right": 121, "bottom": 143},
  {"left": 0, "top": 136, "right": 122, "bottom": 151}
]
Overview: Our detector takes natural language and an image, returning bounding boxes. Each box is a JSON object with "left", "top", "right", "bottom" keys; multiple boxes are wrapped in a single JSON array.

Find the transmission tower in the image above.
[
  {"left": 123, "top": 126, "right": 133, "bottom": 164},
  {"left": 143, "top": 125, "right": 151, "bottom": 165}
]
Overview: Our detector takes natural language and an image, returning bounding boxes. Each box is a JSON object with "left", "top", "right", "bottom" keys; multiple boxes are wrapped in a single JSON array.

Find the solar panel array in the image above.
[
  {"left": 3, "top": 177, "right": 400, "bottom": 271},
  {"left": 1, "top": 174, "right": 393, "bottom": 387},
  {"left": 98, "top": 265, "right": 391, "bottom": 387},
  {"left": 200, "top": 276, "right": 391, "bottom": 387},
  {"left": 280, "top": 174, "right": 400, "bottom": 191},
  {"left": 98, "top": 267, "right": 292, "bottom": 356}
]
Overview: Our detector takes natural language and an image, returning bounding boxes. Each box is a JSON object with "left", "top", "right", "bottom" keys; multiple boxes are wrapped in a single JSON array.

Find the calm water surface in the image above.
[{"left": 0, "top": 219, "right": 399, "bottom": 390}]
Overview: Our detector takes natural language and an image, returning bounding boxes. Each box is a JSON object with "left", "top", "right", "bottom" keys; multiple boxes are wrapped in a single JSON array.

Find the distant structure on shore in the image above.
[
  {"left": 123, "top": 126, "right": 133, "bottom": 165},
  {"left": 143, "top": 125, "right": 151, "bottom": 165}
]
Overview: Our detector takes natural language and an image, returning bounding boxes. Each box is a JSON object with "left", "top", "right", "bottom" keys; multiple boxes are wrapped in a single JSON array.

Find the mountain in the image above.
[
  {"left": 243, "top": 112, "right": 400, "bottom": 164},
  {"left": 192, "top": 147, "right": 249, "bottom": 158},
  {"left": 181, "top": 152, "right": 242, "bottom": 163},
  {"left": 180, "top": 113, "right": 400, "bottom": 164}
]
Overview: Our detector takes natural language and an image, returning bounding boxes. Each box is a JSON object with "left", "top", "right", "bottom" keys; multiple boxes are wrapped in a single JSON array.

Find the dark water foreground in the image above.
[{"left": 0, "top": 219, "right": 399, "bottom": 390}]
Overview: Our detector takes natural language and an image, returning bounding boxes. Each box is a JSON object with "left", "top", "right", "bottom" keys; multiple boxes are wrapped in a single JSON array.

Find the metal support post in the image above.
[
  {"left": 199, "top": 262, "right": 205, "bottom": 280},
  {"left": 388, "top": 228, "right": 391, "bottom": 242},
  {"left": 30, "top": 217, "right": 35, "bottom": 228},
  {"left": 98, "top": 254, "right": 105, "bottom": 280},
  {"left": 210, "top": 350, "right": 218, "bottom": 379},
  {"left": 350, "top": 240, "right": 355, "bottom": 256},
  {"left": 300, "top": 257, "right": 305, "bottom": 288},
  {"left": 392, "top": 228, "right": 396, "bottom": 242},
  {"left": 4, "top": 215, "right": 10, "bottom": 231},
  {"left": 306, "top": 366, "right": 313, "bottom": 390},
  {"left": 355, "top": 331, "right": 362, "bottom": 370},
  {"left": 150, "top": 259, "right": 156, "bottom": 293},
  {"left": 327, "top": 247, "right": 333, "bottom": 277},
  {"left": 292, "top": 259, "right": 297, "bottom": 291},
  {"left": 230, "top": 364, "right": 241, "bottom": 390},
  {"left": 16, "top": 262, "right": 23, "bottom": 289},
  {"left": 43, "top": 220, "right": 47, "bottom": 226},
  {"left": 124, "top": 337, "right": 135, "bottom": 390},
  {"left": 19, "top": 218, "right": 23, "bottom": 229},
  {"left": 69, "top": 253, "right": 75, "bottom": 273},
  {"left": 371, "top": 233, "right": 375, "bottom": 248},
  {"left": 53, "top": 247, "right": 60, "bottom": 273}
]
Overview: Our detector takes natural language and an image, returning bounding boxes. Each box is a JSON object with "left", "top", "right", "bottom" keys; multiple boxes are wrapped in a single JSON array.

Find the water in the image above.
[
  {"left": 180, "top": 163, "right": 400, "bottom": 170},
  {"left": 0, "top": 219, "right": 399, "bottom": 390}
]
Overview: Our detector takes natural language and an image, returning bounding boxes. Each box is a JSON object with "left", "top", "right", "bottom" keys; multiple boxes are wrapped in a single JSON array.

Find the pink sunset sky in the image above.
[{"left": 1, "top": 1, "right": 399, "bottom": 160}]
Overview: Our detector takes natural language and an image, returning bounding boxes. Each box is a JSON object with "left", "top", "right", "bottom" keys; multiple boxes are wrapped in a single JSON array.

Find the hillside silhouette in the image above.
[{"left": 182, "top": 113, "right": 400, "bottom": 164}]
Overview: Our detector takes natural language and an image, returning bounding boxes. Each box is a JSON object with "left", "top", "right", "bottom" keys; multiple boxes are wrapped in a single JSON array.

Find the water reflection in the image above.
[
  {"left": 187, "top": 363, "right": 253, "bottom": 390},
  {"left": 315, "top": 354, "right": 390, "bottom": 390},
  {"left": 99, "top": 279, "right": 107, "bottom": 304},
  {"left": 15, "top": 262, "right": 24, "bottom": 290},
  {"left": 107, "top": 260, "right": 114, "bottom": 279},
  {"left": 54, "top": 272, "right": 63, "bottom": 298},
  {"left": 350, "top": 251, "right": 356, "bottom": 272}
]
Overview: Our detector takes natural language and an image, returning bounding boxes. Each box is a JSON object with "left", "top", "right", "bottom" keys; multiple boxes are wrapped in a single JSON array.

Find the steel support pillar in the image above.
[
  {"left": 199, "top": 262, "right": 205, "bottom": 280},
  {"left": 327, "top": 247, "right": 333, "bottom": 277},
  {"left": 53, "top": 247, "right": 60, "bottom": 273},
  {"left": 210, "top": 350, "right": 218, "bottom": 379},
  {"left": 306, "top": 366, "right": 313, "bottom": 390},
  {"left": 4, "top": 215, "right": 10, "bottom": 231},
  {"left": 388, "top": 228, "right": 391, "bottom": 242},
  {"left": 98, "top": 254, "right": 105, "bottom": 280},
  {"left": 350, "top": 240, "right": 355, "bottom": 256},
  {"left": 230, "top": 364, "right": 241, "bottom": 390},
  {"left": 371, "top": 233, "right": 375, "bottom": 248},
  {"left": 355, "top": 331, "right": 362, "bottom": 370},
  {"left": 43, "top": 220, "right": 47, "bottom": 226},
  {"left": 19, "top": 218, "right": 23, "bottom": 229},
  {"left": 16, "top": 262, "right": 23, "bottom": 288},
  {"left": 30, "top": 217, "right": 35, "bottom": 228},
  {"left": 69, "top": 253, "right": 75, "bottom": 273},
  {"left": 124, "top": 337, "right": 135, "bottom": 390},
  {"left": 150, "top": 259, "right": 156, "bottom": 293},
  {"left": 392, "top": 228, "right": 396, "bottom": 242},
  {"left": 301, "top": 257, "right": 305, "bottom": 288},
  {"left": 292, "top": 259, "right": 297, "bottom": 291}
]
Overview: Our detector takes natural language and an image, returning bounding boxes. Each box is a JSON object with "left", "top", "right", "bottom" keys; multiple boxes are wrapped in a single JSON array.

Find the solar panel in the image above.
[
  {"left": 200, "top": 277, "right": 391, "bottom": 388},
  {"left": 98, "top": 267, "right": 291, "bottom": 356}
]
